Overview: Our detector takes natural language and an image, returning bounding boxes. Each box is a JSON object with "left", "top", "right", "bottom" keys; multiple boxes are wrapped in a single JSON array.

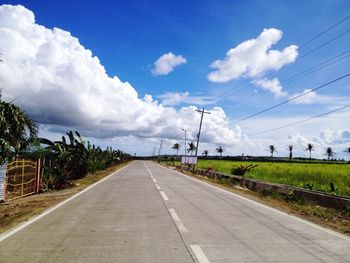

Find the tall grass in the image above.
[{"left": 196, "top": 160, "right": 350, "bottom": 196}]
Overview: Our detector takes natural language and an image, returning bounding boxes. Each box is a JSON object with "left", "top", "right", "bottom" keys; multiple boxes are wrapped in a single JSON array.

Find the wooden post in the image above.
[
  {"left": 36, "top": 159, "right": 41, "bottom": 193},
  {"left": 21, "top": 159, "right": 24, "bottom": 196}
]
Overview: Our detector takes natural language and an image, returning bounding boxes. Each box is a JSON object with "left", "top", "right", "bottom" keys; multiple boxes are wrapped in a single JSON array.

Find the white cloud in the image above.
[
  {"left": 288, "top": 129, "right": 350, "bottom": 159},
  {"left": 252, "top": 78, "right": 288, "bottom": 98},
  {"left": 151, "top": 52, "right": 187, "bottom": 76},
  {"left": 208, "top": 28, "right": 298, "bottom": 83},
  {"left": 289, "top": 89, "right": 317, "bottom": 104},
  {"left": 158, "top": 91, "right": 217, "bottom": 106},
  {"left": 0, "top": 5, "right": 239, "bottom": 148}
]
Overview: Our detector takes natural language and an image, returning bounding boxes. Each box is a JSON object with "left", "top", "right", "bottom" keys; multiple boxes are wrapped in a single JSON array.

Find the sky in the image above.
[{"left": 0, "top": 0, "right": 350, "bottom": 158}]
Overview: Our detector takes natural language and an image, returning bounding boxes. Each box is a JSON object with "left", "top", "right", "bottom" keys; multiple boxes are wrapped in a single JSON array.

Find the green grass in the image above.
[{"left": 196, "top": 160, "right": 350, "bottom": 196}]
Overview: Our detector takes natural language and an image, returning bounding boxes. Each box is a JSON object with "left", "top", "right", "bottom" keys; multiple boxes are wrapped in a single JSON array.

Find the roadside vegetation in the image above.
[
  {"left": 197, "top": 160, "right": 350, "bottom": 196},
  {"left": 0, "top": 90, "right": 130, "bottom": 191}
]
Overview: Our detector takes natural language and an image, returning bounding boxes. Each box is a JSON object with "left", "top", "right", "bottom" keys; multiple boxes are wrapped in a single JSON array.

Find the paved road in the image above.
[{"left": 0, "top": 161, "right": 349, "bottom": 262}]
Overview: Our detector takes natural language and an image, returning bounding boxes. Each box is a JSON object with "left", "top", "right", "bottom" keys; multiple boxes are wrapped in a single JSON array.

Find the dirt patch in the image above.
[{"left": 0, "top": 162, "right": 129, "bottom": 234}]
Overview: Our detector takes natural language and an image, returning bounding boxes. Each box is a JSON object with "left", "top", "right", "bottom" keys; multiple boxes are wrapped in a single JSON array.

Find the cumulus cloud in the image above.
[
  {"left": 158, "top": 91, "right": 217, "bottom": 106},
  {"left": 289, "top": 89, "right": 317, "bottom": 104},
  {"left": 0, "top": 5, "right": 239, "bottom": 147},
  {"left": 252, "top": 78, "right": 288, "bottom": 98},
  {"left": 288, "top": 129, "right": 350, "bottom": 159},
  {"left": 208, "top": 28, "right": 298, "bottom": 83},
  {"left": 151, "top": 52, "right": 187, "bottom": 76}
]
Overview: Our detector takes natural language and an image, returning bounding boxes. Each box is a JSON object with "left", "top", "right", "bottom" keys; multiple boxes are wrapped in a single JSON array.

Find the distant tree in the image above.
[
  {"left": 288, "top": 145, "right": 293, "bottom": 162},
  {"left": 269, "top": 145, "right": 277, "bottom": 158},
  {"left": 325, "top": 147, "right": 335, "bottom": 161},
  {"left": 187, "top": 142, "right": 196, "bottom": 156},
  {"left": 305, "top": 143, "right": 315, "bottom": 161},
  {"left": 172, "top": 143, "right": 180, "bottom": 156},
  {"left": 202, "top": 149, "right": 209, "bottom": 158},
  {"left": 344, "top": 146, "right": 350, "bottom": 161},
  {"left": 216, "top": 146, "right": 224, "bottom": 159}
]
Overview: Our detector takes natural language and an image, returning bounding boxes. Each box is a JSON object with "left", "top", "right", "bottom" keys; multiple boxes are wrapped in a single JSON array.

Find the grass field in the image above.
[{"left": 195, "top": 160, "right": 350, "bottom": 196}]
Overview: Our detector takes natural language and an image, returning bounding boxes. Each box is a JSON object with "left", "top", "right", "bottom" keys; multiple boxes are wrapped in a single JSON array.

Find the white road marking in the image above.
[
  {"left": 152, "top": 177, "right": 157, "bottom": 183},
  {"left": 161, "top": 164, "right": 350, "bottom": 242},
  {"left": 190, "top": 245, "right": 211, "bottom": 263},
  {"left": 168, "top": 208, "right": 188, "bottom": 233},
  {"left": 0, "top": 162, "right": 134, "bottom": 243},
  {"left": 160, "top": 191, "right": 169, "bottom": 201},
  {"left": 143, "top": 162, "right": 153, "bottom": 177},
  {"left": 155, "top": 184, "right": 161, "bottom": 190}
]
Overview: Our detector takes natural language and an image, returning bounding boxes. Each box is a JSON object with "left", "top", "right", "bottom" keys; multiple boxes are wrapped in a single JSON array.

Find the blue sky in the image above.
[{"left": 0, "top": 1, "right": 349, "bottom": 157}]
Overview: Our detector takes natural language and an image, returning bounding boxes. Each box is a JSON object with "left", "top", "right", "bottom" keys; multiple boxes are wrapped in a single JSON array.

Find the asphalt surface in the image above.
[{"left": 0, "top": 161, "right": 349, "bottom": 262}]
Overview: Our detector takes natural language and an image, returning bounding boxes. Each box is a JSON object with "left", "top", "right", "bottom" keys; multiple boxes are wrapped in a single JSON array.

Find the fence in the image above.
[
  {"left": 6, "top": 159, "right": 40, "bottom": 200},
  {"left": 0, "top": 165, "right": 5, "bottom": 201}
]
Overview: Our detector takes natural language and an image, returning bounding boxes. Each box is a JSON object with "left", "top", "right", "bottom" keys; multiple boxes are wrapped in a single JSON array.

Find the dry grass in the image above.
[{"left": 0, "top": 162, "right": 129, "bottom": 234}]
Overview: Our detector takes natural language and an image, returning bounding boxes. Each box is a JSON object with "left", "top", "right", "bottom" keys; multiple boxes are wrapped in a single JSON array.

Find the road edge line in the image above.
[
  {"left": 159, "top": 163, "right": 350, "bottom": 242},
  {"left": 190, "top": 245, "right": 211, "bottom": 263},
  {"left": 169, "top": 208, "right": 189, "bottom": 233},
  {"left": 0, "top": 161, "right": 134, "bottom": 243}
]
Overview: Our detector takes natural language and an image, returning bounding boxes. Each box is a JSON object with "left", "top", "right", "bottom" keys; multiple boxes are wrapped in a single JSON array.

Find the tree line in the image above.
[{"left": 172, "top": 141, "right": 350, "bottom": 161}]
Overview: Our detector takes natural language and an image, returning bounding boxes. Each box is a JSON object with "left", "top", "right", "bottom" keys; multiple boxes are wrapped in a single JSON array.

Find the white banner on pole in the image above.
[{"left": 181, "top": 156, "right": 197, "bottom": 164}]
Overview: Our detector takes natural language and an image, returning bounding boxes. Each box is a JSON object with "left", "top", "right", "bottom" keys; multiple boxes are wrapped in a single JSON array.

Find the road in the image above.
[{"left": 0, "top": 161, "right": 349, "bottom": 262}]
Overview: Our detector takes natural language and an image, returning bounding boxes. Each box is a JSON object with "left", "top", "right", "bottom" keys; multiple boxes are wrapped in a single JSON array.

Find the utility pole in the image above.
[
  {"left": 195, "top": 108, "right": 210, "bottom": 157},
  {"left": 157, "top": 140, "right": 163, "bottom": 158},
  {"left": 182, "top": 128, "right": 187, "bottom": 156}
]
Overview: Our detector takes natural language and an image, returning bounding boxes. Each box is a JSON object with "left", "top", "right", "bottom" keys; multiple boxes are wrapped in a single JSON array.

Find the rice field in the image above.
[{"left": 196, "top": 160, "right": 350, "bottom": 196}]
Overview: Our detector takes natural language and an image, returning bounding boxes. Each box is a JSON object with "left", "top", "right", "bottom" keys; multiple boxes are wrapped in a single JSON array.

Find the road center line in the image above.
[
  {"left": 190, "top": 245, "right": 211, "bottom": 263},
  {"left": 168, "top": 208, "right": 188, "bottom": 233},
  {"left": 155, "top": 183, "right": 161, "bottom": 190},
  {"left": 152, "top": 177, "right": 157, "bottom": 183},
  {"left": 160, "top": 191, "right": 169, "bottom": 201},
  {"left": 160, "top": 164, "right": 350, "bottom": 242},
  {"left": 143, "top": 162, "right": 153, "bottom": 177}
]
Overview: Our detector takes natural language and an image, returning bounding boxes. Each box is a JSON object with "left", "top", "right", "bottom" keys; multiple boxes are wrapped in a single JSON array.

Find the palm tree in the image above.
[
  {"left": 216, "top": 146, "right": 224, "bottom": 159},
  {"left": 202, "top": 149, "right": 209, "bottom": 158},
  {"left": 288, "top": 145, "right": 293, "bottom": 162},
  {"left": 0, "top": 92, "right": 38, "bottom": 161},
  {"left": 269, "top": 145, "right": 277, "bottom": 158},
  {"left": 172, "top": 143, "right": 181, "bottom": 156},
  {"left": 187, "top": 142, "right": 196, "bottom": 156},
  {"left": 344, "top": 146, "right": 350, "bottom": 161},
  {"left": 305, "top": 143, "right": 315, "bottom": 161},
  {"left": 325, "top": 147, "right": 335, "bottom": 161}
]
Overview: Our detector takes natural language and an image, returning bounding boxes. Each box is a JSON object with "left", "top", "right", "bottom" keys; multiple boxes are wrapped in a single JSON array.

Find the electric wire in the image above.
[
  {"left": 233, "top": 72, "right": 350, "bottom": 124},
  {"left": 282, "top": 49, "right": 350, "bottom": 85},
  {"left": 248, "top": 105, "right": 350, "bottom": 136},
  {"left": 224, "top": 49, "right": 350, "bottom": 106},
  {"left": 226, "top": 50, "right": 350, "bottom": 108},
  {"left": 219, "top": 14, "right": 350, "bottom": 99}
]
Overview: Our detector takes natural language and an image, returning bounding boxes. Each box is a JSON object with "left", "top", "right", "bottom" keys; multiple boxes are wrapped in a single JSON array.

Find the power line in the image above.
[
  {"left": 298, "top": 14, "right": 350, "bottom": 49},
  {"left": 297, "top": 27, "right": 350, "bottom": 61},
  {"left": 219, "top": 15, "right": 350, "bottom": 99},
  {"left": 221, "top": 45, "right": 350, "bottom": 103},
  {"left": 226, "top": 50, "right": 350, "bottom": 108},
  {"left": 282, "top": 49, "right": 350, "bottom": 85},
  {"left": 248, "top": 105, "right": 350, "bottom": 136},
  {"left": 228, "top": 51, "right": 350, "bottom": 110},
  {"left": 233, "top": 72, "right": 350, "bottom": 124}
]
